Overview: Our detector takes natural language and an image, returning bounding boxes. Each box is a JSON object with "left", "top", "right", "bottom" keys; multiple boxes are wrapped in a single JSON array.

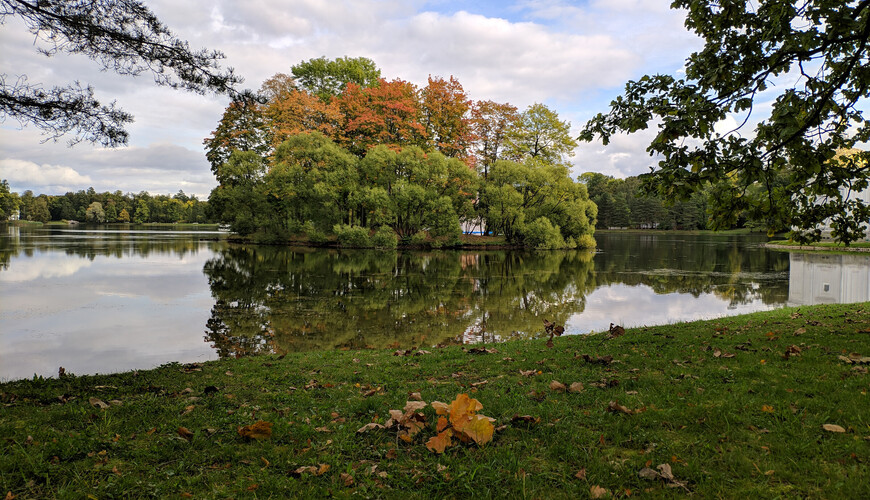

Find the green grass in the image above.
[
  {"left": 769, "top": 240, "right": 870, "bottom": 252},
  {"left": 2, "top": 303, "right": 869, "bottom": 498}
]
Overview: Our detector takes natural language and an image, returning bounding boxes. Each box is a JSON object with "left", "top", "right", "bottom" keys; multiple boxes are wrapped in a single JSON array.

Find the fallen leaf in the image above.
[
  {"left": 425, "top": 429, "right": 453, "bottom": 453},
  {"left": 177, "top": 427, "right": 194, "bottom": 441},
  {"left": 761, "top": 405, "right": 774, "bottom": 413},
  {"left": 575, "top": 468, "right": 587, "bottom": 481},
  {"left": 89, "top": 397, "right": 109, "bottom": 410},
  {"left": 462, "top": 415, "right": 495, "bottom": 445},
  {"left": 519, "top": 369, "right": 537, "bottom": 377},
  {"left": 357, "top": 423, "right": 385, "bottom": 434},
  {"left": 549, "top": 380, "right": 567, "bottom": 392},
  {"left": 409, "top": 392, "right": 423, "bottom": 401},
  {"left": 638, "top": 467, "right": 660, "bottom": 480},
  {"left": 317, "top": 464, "right": 330, "bottom": 476},
  {"left": 569, "top": 382, "right": 584, "bottom": 393},
  {"left": 590, "top": 485, "right": 609, "bottom": 498},
  {"left": 822, "top": 424, "right": 846, "bottom": 433},
  {"left": 237, "top": 421, "right": 273, "bottom": 440},
  {"left": 607, "top": 401, "right": 634, "bottom": 415},
  {"left": 510, "top": 414, "right": 540, "bottom": 425},
  {"left": 341, "top": 472, "right": 354, "bottom": 487}
]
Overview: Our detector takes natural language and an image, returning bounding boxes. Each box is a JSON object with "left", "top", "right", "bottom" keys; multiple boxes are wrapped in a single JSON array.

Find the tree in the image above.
[
  {"left": 1, "top": 0, "right": 243, "bottom": 146},
  {"left": 505, "top": 103, "right": 578, "bottom": 167},
  {"left": 291, "top": 56, "right": 381, "bottom": 102},
  {"left": 338, "top": 78, "right": 426, "bottom": 156},
  {"left": 580, "top": 0, "right": 870, "bottom": 244},
  {"left": 0, "top": 180, "right": 19, "bottom": 220},
  {"left": 204, "top": 97, "right": 270, "bottom": 174},
  {"left": 420, "top": 76, "right": 474, "bottom": 160},
  {"left": 85, "top": 201, "right": 106, "bottom": 223},
  {"left": 470, "top": 100, "right": 519, "bottom": 179}
]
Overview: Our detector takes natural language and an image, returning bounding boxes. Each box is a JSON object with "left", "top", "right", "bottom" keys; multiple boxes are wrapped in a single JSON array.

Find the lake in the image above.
[{"left": 2, "top": 225, "right": 868, "bottom": 381}]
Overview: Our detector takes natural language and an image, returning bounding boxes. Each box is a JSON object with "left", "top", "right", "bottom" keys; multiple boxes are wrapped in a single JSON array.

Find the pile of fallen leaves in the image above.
[{"left": 357, "top": 393, "right": 495, "bottom": 454}]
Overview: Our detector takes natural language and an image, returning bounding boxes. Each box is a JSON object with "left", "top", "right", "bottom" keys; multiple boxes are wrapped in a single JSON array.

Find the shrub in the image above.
[
  {"left": 575, "top": 233, "right": 597, "bottom": 249},
  {"left": 523, "top": 217, "right": 565, "bottom": 249},
  {"left": 409, "top": 231, "right": 428, "bottom": 246},
  {"left": 334, "top": 224, "right": 371, "bottom": 248},
  {"left": 371, "top": 225, "right": 398, "bottom": 249}
]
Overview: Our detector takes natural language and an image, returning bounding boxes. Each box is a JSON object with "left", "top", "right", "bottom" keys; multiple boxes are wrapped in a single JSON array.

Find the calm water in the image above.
[{"left": 2, "top": 225, "right": 868, "bottom": 381}]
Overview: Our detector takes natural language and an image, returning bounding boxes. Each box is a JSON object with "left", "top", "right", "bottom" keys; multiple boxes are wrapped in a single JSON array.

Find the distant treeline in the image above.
[
  {"left": 0, "top": 182, "right": 210, "bottom": 224},
  {"left": 580, "top": 172, "right": 784, "bottom": 232}
]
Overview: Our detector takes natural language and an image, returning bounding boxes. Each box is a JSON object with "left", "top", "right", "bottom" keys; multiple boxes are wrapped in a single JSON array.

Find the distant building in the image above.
[{"left": 788, "top": 253, "right": 870, "bottom": 306}]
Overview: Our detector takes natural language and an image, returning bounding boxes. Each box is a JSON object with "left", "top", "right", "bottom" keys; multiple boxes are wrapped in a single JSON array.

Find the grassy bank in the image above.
[
  {"left": 768, "top": 240, "right": 870, "bottom": 253},
  {"left": 2, "top": 303, "right": 869, "bottom": 498}
]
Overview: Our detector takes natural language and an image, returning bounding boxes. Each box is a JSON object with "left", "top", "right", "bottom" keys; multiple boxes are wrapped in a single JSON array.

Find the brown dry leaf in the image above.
[
  {"left": 404, "top": 401, "right": 428, "bottom": 413},
  {"left": 357, "top": 423, "right": 385, "bottom": 434},
  {"left": 341, "top": 472, "right": 355, "bottom": 487},
  {"left": 89, "top": 397, "right": 109, "bottom": 410},
  {"left": 590, "top": 485, "right": 610, "bottom": 498},
  {"left": 425, "top": 429, "right": 453, "bottom": 453},
  {"left": 549, "top": 380, "right": 567, "bottom": 392},
  {"left": 317, "top": 464, "right": 331, "bottom": 476},
  {"left": 822, "top": 424, "right": 846, "bottom": 433},
  {"left": 657, "top": 463, "right": 675, "bottom": 481},
  {"left": 575, "top": 468, "right": 587, "bottom": 481},
  {"left": 181, "top": 405, "right": 195, "bottom": 416},
  {"left": 431, "top": 401, "right": 449, "bottom": 415},
  {"left": 607, "top": 401, "right": 634, "bottom": 415},
  {"left": 519, "top": 369, "right": 537, "bottom": 377},
  {"left": 794, "top": 327, "right": 806, "bottom": 336},
  {"left": 638, "top": 467, "right": 660, "bottom": 480},
  {"left": 761, "top": 405, "right": 774, "bottom": 413},
  {"left": 569, "top": 382, "right": 584, "bottom": 393},
  {"left": 294, "top": 466, "right": 317, "bottom": 475},
  {"left": 237, "top": 421, "right": 273, "bottom": 440},
  {"left": 510, "top": 414, "right": 540, "bottom": 425},
  {"left": 177, "top": 427, "right": 194, "bottom": 441},
  {"left": 315, "top": 426, "right": 332, "bottom": 433},
  {"left": 713, "top": 349, "right": 722, "bottom": 358},
  {"left": 409, "top": 392, "right": 423, "bottom": 401}
]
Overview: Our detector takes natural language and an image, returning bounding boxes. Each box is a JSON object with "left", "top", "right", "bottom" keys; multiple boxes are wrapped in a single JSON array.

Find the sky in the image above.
[{"left": 0, "top": 0, "right": 705, "bottom": 198}]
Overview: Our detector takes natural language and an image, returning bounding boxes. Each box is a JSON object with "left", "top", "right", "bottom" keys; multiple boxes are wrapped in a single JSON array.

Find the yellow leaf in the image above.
[
  {"left": 461, "top": 414, "right": 495, "bottom": 446},
  {"left": 448, "top": 394, "right": 483, "bottom": 432},
  {"left": 237, "top": 421, "right": 273, "bottom": 440},
  {"left": 425, "top": 429, "right": 453, "bottom": 453},
  {"left": 761, "top": 405, "right": 774, "bottom": 413}
]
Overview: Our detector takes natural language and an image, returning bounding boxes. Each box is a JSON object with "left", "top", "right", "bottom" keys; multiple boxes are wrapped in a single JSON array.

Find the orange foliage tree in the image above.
[
  {"left": 337, "top": 78, "right": 427, "bottom": 157},
  {"left": 421, "top": 76, "right": 474, "bottom": 162}
]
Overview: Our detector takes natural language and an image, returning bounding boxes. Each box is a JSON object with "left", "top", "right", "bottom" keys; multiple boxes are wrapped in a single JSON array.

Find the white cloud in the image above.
[{"left": 0, "top": 159, "right": 92, "bottom": 191}]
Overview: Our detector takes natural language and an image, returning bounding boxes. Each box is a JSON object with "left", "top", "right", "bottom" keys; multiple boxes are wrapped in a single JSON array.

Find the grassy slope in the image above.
[{"left": 2, "top": 303, "right": 869, "bottom": 499}]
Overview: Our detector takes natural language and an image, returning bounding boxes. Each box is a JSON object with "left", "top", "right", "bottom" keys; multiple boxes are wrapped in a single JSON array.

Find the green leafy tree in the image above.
[
  {"left": 208, "top": 151, "right": 269, "bottom": 235},
  {"left": 505, "top": 103, "right": 578, "bottom": 167},
  {"left": 0, "top": 180, "right": 20, "bottom": 220},
  {"left": 133, "top": 199, "right": 150, "bottom": 224},
  {"left": 1, "top": 0, "right": 243, "bottom": 146},
  {"left": 580, "top": 0, "right": 870, "bottom": 243},
  {"left": 291, "top": 56, "right": 381, "bottom": 102},
  {"left": 85, "top": 201, "right": 106, "bottom": 223}
]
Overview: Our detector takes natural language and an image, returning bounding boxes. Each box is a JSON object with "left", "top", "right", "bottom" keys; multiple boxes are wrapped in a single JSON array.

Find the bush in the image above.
[
  {"left": 334, "top": 224, "right": 371, "bottom": 248},
  {"left": 522, "top": 217, "right": 566, "bottom": 249},
  {"left": 575, "top": 233, "right": 597, "bottom": 249},
  {"left": 304, "top": 221, "right": 329, "bottom": 245},
  {"left": 409, "top": 231, "right": 428, "bottom": 246},
  {"left": 371, "top": 225, "right": 398, "bottom": 249}
]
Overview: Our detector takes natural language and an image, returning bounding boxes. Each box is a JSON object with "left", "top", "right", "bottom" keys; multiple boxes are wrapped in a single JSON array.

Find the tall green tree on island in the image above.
[{"left": 580, "top": 0, "right": 870, "bottom": 243}]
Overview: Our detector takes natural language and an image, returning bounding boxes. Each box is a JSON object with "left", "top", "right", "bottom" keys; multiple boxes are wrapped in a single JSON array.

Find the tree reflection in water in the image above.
[{"left": 202, "top": 247, "right": 597, "bottom": 356}]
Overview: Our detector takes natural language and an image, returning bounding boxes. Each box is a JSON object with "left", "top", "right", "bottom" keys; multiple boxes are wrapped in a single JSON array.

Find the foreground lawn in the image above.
[{"left": 2, "top": 303, "right": 869, "bottom": 498}]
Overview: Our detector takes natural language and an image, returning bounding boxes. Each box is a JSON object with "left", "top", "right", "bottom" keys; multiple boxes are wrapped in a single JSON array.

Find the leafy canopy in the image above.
[{"left": 580, "top": 0, "right": 870, "bottom": 244}]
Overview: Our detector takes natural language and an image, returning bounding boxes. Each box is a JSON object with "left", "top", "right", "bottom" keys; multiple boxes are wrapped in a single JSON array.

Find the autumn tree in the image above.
[
  {"left": 263, "top": 85, "right": 344, "bottom": 149},
  {"left": 291, "top": 56, "right": 381, "bottom": 102},
  {"left": 420, "top": 76, "right": 474, "bottom": 160},
  {"left": 580, "top": 0, "right": 870, "bottom": 244},
  {"left": 338, "top": 78, "right": 427, "bottom": 157},
  {"left": 1, "top": 0, "right": 243, "bottom": 146},
  {"left": 204, "top": 98, "right": 270, "bottom": 174},
  {"left": 471, "top": 100, "right": 520, "bottom": 178},
  {"left": 505, "top": 103, "right": 578, "bottom": 167}
]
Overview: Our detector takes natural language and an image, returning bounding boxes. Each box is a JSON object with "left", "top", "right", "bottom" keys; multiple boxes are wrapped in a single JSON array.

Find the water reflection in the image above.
[
  {"left": 4, "top": 226, "right": 867, "bottom": 380},
  {"left": 203, "top": 248, "right": 597, "bottom": 355},
  {"left": 788, "top": 253, "right": 870, "bottom": 305}
]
